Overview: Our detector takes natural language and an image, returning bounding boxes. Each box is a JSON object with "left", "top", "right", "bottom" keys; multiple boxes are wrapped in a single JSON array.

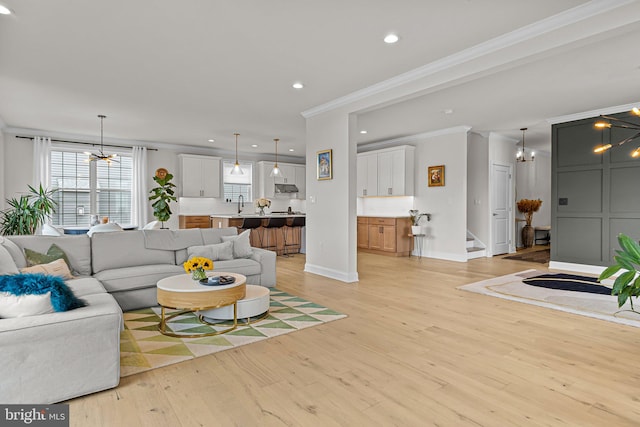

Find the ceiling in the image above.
[{"left": 1, "top": 0, "right": 639, "bottom": 157}]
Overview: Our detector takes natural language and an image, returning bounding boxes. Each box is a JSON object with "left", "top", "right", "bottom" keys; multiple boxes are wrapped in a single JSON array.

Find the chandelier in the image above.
[
  {"left": 85, "top": 115, "right": 118, "bottom": 164},
  {"left": 593, "top": 107, "right": 640, "bottom": 158},
  {"left": 516, "top": 127, "right": 534, "bottom": 162}
]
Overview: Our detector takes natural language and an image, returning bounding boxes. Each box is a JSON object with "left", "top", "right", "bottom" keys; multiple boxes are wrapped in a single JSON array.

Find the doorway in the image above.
[{"left": 491, "top": 163, "right": 512, "bottom": 255}]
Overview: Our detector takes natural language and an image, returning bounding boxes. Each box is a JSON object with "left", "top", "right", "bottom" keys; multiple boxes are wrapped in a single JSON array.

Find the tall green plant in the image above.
[
  {"left": 0, "top": 184, "right": 57, "bottom": 235},
  {"left": 148, "top": 172, "right": 177, "bottom": 228},
  {"left": 599, "top": 233, "right": 640, "bottom": 312}
]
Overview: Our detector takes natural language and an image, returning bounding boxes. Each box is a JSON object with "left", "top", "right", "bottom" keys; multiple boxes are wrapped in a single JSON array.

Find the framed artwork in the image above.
[
  {"left": 317, "top": 149, "right": 333, "bottom": 180},
  {"left": 428, "top": 165, "right": 444, "bottom": 187}
]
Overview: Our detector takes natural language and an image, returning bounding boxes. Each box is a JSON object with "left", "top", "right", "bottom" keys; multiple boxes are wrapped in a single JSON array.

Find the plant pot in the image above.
[
  {"left": 411, "top": 225, "right": 422, "bottom": 235},
  {"left": 521, "top": 225, "right": 535, "bottom": 248}
]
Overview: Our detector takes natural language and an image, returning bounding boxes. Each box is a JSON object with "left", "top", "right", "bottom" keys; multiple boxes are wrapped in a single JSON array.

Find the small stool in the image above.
[
  {"left": 264, "top": 217, "right": 287, "bottom": 255},
  {"left": 534, "top": 226, "right": 551, "bottom": 245},
  {"left": 241, "top": 217, "right": 264, "bottom": 248},
  {"left": 285, "top": 216, "right": 305, "bottom": 255},
  {"left": 199, "top": 285, "right": 270, "bottom": 324}
]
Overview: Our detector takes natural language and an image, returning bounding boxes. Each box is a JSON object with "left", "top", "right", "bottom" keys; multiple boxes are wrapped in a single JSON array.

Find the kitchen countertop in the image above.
[
  {"left": 357, "top": 215, "right": 410, "bottom": 218},
  {"left": 210, "top": 213, "right": 306, "bottom": 219}
]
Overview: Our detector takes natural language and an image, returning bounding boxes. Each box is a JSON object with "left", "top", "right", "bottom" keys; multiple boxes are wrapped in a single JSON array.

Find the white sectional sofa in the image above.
[{"left": 0, "top": 227, "right": 276, "bottom": 404}]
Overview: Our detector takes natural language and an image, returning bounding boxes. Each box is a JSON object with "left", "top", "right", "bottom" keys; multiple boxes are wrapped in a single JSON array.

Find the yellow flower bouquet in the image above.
[
  {"left": 183, "top": 256, "right": 213, "bottom": 281},
  {"left": 255, "top": 197, "right": 271, "bottom": 215}
]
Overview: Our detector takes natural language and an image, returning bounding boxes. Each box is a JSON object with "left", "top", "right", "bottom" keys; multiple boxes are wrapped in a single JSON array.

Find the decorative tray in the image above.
[{"left": 199, "top": 276, "right": 236, "bottom": 286}]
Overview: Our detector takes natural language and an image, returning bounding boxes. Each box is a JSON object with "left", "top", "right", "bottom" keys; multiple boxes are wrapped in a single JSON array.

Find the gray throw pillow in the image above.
[
  {"left": 187, "top": 241, "right": 234, "bottom": 261},
  {"left": 221, "top": 229, "right": 252, "bottom": 258},
  {"left": 0, "top": 244, "right": 19, "bottom": 275}
]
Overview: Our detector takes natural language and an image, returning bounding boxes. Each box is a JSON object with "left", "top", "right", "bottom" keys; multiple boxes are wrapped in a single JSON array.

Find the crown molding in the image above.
[
  {"left": 358, "top": 126, "right": 472, "bottom": 152},
  {"left": 546, "top": 101, "right": 640, "bottom": 124},
  {"left": 302, "top": 0, "right": 635, "bottom": 119}
]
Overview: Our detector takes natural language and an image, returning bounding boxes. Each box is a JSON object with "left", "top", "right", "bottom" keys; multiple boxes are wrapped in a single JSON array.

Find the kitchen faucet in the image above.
[{"left": 237, "top": 194, "right": 244, "bottom": 214}]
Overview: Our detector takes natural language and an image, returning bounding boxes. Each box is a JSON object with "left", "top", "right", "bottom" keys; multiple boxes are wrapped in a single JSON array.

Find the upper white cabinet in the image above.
[
  {"left": 257, "top": 161, "right": 306, "bottom": 199},
  {"left": 357, "top": 145, "right": 415, "bottom": 197},
  {"left": 179, "top": 154, "right": 222, "bottom": 198}
]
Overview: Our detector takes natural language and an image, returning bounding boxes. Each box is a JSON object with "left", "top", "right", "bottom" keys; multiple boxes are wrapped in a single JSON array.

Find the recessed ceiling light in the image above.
[
  {"left": 0, "top": 5, "right": 11, "bottom": 15},
  {"left": 289, "top": 148, "right": 294, "bottom": 152},
  {"left": 443, "top": 109, "right": 454, "bottom": 115},
  {"left": 208, "top": 139, "right": 215, "bottom": 142},
  {"left": 251, "top": 144, "right": 258, "bottom": 148},
  {"left": 292, "top": 82, "right": 304, "bottom": 89},
  {"left": 360, "top": 130, "right": 368, "bottom": 134},
  {"left": 384, "top": 34, "right": 399, "bottom": 44}
]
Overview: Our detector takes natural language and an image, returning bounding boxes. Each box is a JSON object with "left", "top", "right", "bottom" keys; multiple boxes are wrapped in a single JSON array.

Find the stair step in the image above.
[
  {"left": 466, "top": 237, "right": 474, "bottom": 241},
  {"left": 467, "top": 247, "right": 484, "bottom": 252}
]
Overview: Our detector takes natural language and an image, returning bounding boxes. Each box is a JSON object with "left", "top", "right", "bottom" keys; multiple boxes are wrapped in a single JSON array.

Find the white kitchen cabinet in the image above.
[
  {"left": 357, "top": 145, "right": 414, "bottom": 197},
  {"left": 257, "top": 161, "right": 305, "bottom": 199},
  {"left": 179, "top": 154, "right": 222, "bottom": 198}
]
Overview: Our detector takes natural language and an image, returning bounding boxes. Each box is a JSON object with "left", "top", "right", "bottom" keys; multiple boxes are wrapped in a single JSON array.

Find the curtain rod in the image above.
[{"left": 15, "top": 135, "right": 158, "bottom": 151}]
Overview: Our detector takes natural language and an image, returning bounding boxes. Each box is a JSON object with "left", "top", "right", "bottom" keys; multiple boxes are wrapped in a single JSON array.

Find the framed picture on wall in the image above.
[
  {"left": 317, "top": 149, "right": 333, "bottom": 180},
  {"left": 428, "top": 165, "right": 444, "bottom": 187}
]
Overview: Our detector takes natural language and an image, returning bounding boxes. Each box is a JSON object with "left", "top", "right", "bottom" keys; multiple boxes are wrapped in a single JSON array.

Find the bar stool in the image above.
[
  {"left": 241, "top": 217, "right": 264, "bottom": 248},
  {"left": 264, "top": 217, "right": 287, "bottom": 255},
  {"left": 285, "top": 216, "right": 305, "bottom": 255}
]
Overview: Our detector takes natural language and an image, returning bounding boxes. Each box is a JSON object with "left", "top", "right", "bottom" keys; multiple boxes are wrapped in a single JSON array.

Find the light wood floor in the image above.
[{"left": 69, "top": 248, "right": 640, "bottom": 426}]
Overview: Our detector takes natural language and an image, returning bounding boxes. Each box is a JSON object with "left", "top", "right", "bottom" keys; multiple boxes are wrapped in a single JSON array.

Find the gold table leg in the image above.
[{"left": 157, "top": 302, "right": 240, "bottom": 338}]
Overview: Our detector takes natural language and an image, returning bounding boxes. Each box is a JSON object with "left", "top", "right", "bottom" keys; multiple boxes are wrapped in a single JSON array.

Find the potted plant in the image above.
[
  {"left": 409, "top": 210, "right": 430, "bottom": 235},
  {"left": 148, "top": 168, "right": 177, "bottom": 229},
  {"left": 599, "top": 233, "right": 640, "bottom": 313},
  {"left": 0, "top": 184, "right": 57, "bottom": 235},
  {"left": 517, "top": 198, "right": 542, "bottom": 248}
]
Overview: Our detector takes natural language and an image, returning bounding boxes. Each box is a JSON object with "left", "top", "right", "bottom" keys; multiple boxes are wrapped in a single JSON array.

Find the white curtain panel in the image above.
[
  {"left": 131, "top": 146, "right": 148, "bottom": 229},
  {"left": 32, "top": 136, "right": 51, "bottom": 188}
]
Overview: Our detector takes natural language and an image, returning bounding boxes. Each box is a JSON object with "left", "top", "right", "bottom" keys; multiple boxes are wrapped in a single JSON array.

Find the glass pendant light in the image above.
[
  {"left": 270, "top": 138, "right": 284, "bottom": 178},
  {"left": 230, "top": 133, "right": 244, "bottom": 175}
]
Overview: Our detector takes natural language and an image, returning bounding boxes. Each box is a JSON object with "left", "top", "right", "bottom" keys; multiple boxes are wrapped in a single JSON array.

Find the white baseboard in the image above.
[
  {"left": 548, "top": 261, "right": 606, "bottom": 276},
  {"left": 421, "top": 251, "right": 468, "bottom": 263},
  {"left": 304, "top": 263, "right": 359, "bottom": 283}
]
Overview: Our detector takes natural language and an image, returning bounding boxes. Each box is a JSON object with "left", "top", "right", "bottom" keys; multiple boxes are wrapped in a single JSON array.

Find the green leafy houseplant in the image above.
[
  {"left": 0, "top": 184, "right": 57, "bottom": 235},
  {"left": 599, "top": 233, "right": 640, "bottom": 312},
  {"left": 148, "top": 169, "right": 177, "bottom": 228}
]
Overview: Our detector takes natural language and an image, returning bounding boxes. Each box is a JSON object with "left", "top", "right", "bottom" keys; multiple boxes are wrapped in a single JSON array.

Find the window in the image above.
[
  {"left": 222, "top": 160, "right": 252, "bottom": 203},
  {"left": 50, "top": 149, "right": 133, "bottom": 226}
]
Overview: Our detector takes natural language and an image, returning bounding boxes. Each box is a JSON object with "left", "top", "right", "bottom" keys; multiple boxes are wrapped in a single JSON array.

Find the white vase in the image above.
[{"left": 411, "top": 225, "right": 422, "bottom": 235}]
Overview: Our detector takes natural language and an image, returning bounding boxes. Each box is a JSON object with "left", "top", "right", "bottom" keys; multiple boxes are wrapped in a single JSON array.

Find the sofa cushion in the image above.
[
  {"left": 187, "top": 241, "right": 234, "bottom": 262},
  {"left": 0, "top": 237, "right": 27, "bottom": 269},
  {"left": 7, "top": 236, "right": 91, "bottom": 276},
  {"left": 212, "top": 258, "right": 261, "bottom": 277},
  {"left": 20, "top": 258, "right": 74, "bottom": 280},
  {"left": 0, "top": 273, "right": 86, "bottom": 318},
  {"left": 175, "top": 228, "right": 238, "bottom": 264},
  {"left": 0, "top": 245, "right": 19, "bottom": 275},
  {"left": 91, "top": 231, "right": 175, "bottom": 273},
  {"left": 65, "top": 277, "right": 107, "bottom": 298},
  {"left": 221, "top": 229, "right": 252, "bottom": 258},
  {"left": 93, "top": 264, "right": 184, "bottom": 293}
]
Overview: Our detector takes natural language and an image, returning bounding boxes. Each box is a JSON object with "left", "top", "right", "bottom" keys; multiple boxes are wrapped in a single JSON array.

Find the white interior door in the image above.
[{"left": 492, "top": 164, "right": 511, "bottom": 255}]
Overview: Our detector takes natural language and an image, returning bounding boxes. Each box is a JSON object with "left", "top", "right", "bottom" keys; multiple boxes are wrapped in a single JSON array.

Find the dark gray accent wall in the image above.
[{"left": 551, "top": 112, "right": 640, "bottom": 266}]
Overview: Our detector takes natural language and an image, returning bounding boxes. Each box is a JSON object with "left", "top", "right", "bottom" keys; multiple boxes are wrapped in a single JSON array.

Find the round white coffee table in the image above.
[
  {"left": 199, "top": 284, "right": 270, "bottom": 324},
  {"left": 156, "top": 272, "right": 246, "bottom": 338}
]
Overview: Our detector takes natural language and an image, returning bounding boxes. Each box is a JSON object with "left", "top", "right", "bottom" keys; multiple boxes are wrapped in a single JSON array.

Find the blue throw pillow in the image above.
[{"left": 0, "top": 273, "right": 86, "bottom": 312}]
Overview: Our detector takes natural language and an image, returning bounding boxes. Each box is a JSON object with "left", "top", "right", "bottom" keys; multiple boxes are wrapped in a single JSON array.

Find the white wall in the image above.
[
  {"left": 0, "top": 130, "right": 5, "bottom": 210},
  {"left": 515, "top": 151, "right": 551, "bottom": 246},
  {"left": 304, "top": 111, "right": 358, "bottom": 282},
  {"left": 413, "top": 130, "right": 469, "bottom": 262},
  {"left": 467, "top": 132, "right": 489, "bottom": 246},
  {"left": 3, "top": 133, "right": 33, "bottom": 201},
  {"left": 357, "top": 196, "right": 414, "bottom": 217}
]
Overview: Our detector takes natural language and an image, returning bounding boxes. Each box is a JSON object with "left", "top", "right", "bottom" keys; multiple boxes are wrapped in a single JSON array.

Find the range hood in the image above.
[{"left": 275, "top": 184, "right": 299, "bottom": 193}]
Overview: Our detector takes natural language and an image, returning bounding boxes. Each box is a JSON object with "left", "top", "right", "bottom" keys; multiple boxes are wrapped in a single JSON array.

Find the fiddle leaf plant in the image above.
[
  {"left": 148, "top": 171, "right": 177, "bottom": 228},
  {"left": 599, "top": 233, "right": 640, "bottom": 312}
]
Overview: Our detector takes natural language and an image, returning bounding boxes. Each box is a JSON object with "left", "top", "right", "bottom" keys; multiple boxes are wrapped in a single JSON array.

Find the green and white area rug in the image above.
[
  {"left": 458, "top": 269, "right": 640, "bottom": 329},
  {"left": 120, "top": 289, "right": 346, "bottom": 377}
]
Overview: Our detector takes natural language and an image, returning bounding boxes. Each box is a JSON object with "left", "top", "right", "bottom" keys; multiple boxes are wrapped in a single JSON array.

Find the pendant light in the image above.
[
  {"left": 516, "top": 127, "right": 534, "bottom": 162},
  {"left": 230, "top": 133, "right": 244, "bottom": 175},
  {"left": 270, "top": 138, "right": 284, "bottom": 178},
  {"left": 85, "top": 114, "right": 118, "bottom": 165},
  {"left": 593, "top": 107, "right": 640, "bottom": 157}
]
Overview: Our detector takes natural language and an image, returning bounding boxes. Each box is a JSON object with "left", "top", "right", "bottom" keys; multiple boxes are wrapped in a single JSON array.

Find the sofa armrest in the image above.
[{"left": 249, "top": 247, "right": 276, "bottom": 287}]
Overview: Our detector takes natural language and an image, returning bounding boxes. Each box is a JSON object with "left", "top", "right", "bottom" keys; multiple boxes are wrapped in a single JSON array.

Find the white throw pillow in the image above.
[
  {"left": 0, "top": 292, "right": 54, "bottom": 318},
  {"left": 187, "top": 241, "right": 234, "bottom": 261},
  {"left": 41, "top": 224, "right": 62, "bottom": 236},
  {"left": 87, "top": 223, "right": 123, "bottom": 237},
  {"left": 221, "top": 229, "right": 252, "bottom": 258},
  {"left": 0, "top": 245, "right": 19, "bottom": 275},
  {"left": 143, "top": 220, "right": 162, "bottom": 230}
]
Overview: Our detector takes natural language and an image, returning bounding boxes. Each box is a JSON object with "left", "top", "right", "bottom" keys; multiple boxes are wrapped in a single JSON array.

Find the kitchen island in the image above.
[{"left": 210, "top": 214, "right": 305, "bottom": 256}]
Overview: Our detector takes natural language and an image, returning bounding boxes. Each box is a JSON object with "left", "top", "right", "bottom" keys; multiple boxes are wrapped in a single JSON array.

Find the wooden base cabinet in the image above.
[
  {"left": 357, "top": 217, "right": 411, "bottom": 256},
  {"left": 179, "top": 215, "right": 211, "bottom": 229}
]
